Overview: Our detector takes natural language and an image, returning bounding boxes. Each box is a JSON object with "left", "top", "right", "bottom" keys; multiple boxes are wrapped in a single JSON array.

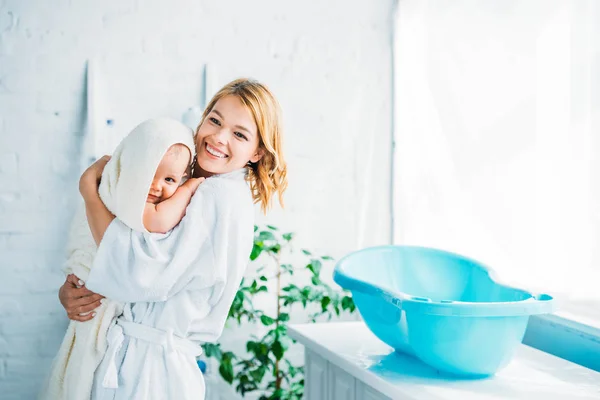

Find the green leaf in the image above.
[
  {"left": 341, "top": 296, "right": 355, "bottom": 311},
  {"left": 250, "top": 243, "right": 263, "bottom": 261},
  {"left": 258, "top": 230, "right": 276, "bottom": 241},
  {"left": 283, "top": 232, "right": 294, "bottom": 241},
  {"left": 278, "top": 312, "right": 290, "bottom": 322},
  {"left": 282, "top": 284, "right": 298, "bottom": 292},
  {"left": 260, "top": 315, "right": 275, "bottom": 326},
  {"left": 250, "top": 366, "right": 267, "bottom": 383},
  {"left": 321, "top": 255, "right": 334, "bottom": 261},
  {"left": 272, "top": 339, "right": 284, "bottom": 360},
  {"left": 268, "top": 244, "right": 281, "bottom": 253},
  {"left": 311, "top": 275, "right": 320, "bottom": 285},
  {"left": 301, "top": 249, "right": 312, "bottom": 256},
  {"left": 219, "top": 358, "right": 234, "bottom": 384},
  {"left": 257, "top": 343, "right": 269, "bottom": 356},
  {"left": 234, "top": 290, "right": 244, "bottom": 303},
  {"left": 257, "top": 285, "right": 268, "bottom": 293},
  {"left": 254, "top": 225, "right": 258, "bottom": 232},
  {"left": 266, "top": 225, "right": 278, "bottom": 230},
  {"left": 259, "top": 275, "right": 268, "bottom": 281},
  {"left": 310, "top": 259, "right": 322, "bottom": 275},
  {"left": 290, "top": 381, "right": 304, "bottom": 392},
  {"left": 320, "top": 296, "right": 331, "bottom": 311},
  {"left": 281, "top": 264, "right": 294, "bottom": 275},
  {"left": 202, "top": 343, "right": 222, "bottom": 359}
]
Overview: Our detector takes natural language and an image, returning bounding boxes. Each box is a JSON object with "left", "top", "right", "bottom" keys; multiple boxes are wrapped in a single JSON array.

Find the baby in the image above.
[
  {"left": 41, "top": 118, "right": 200, "bottom": 400},
  {"left": 143, "top": 143, "right": 203, "bottom": 234}
]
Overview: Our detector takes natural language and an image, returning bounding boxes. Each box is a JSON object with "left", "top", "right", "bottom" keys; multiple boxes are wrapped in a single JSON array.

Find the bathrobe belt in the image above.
[{"left": 102, "top": 317, "right": 203, "bottom": 389}]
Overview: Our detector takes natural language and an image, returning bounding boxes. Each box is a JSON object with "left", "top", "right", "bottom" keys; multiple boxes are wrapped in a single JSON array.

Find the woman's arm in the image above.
[
  {"left": 59, "top": 274, "right": 105, "bottom": 321},
  {"left": 79, "top": 155, "right": 116, "bottom": 245}
]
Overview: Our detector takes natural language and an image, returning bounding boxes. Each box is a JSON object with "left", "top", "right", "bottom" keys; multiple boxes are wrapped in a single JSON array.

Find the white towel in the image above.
[{"left": 40, "top": 118, "right": 195, "bottom": 400}]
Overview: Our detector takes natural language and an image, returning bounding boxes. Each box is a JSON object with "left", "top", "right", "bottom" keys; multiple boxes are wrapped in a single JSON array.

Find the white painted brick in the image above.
[
  {"left": 0, "top": 359, "right": 6, "bottom": 380},
  {"left": 0, "top": 152, "right": 17, "bottom": 174},
  {"left": 0, "top": 192, "right": 19, "bottom": 209},
  {"left": 0, "top": 56, "right": 36, "bottom": 93},
  {"left": 35, "top": 90, "right": 84, "bottom": 114},
  {"left": 1, "top": 293, "right": 63, "bottom": 317},
  {"left": 0, "top": 297, "right": 20, "bottom": 317},
  {"left": 0, "top": 269, "right": 63, "bottom": 295},
  {"left": 0, "top": 381, "right": 39, "bottom": 400},
  {"left": 33, "top": 54, "right": 87, "bottom": 92},
  {"left": 0, "top": 212, "right": 50, "bottom": 233},
  {"left": 0, "top": 186, "right": 77, "bottom": 213},
  {"left": 0, "top": 249, "right": 64, "bottom": 272},
  {"left": 6, "top": 231, "right": 67, "bottom": 251},
  {"left": 0, "top": 314, "right": 67, "bottom": 337},
  {"left": 3, "top": 111, "right": 84, "bottom": 136},
  {"left": 4, "top": 357, "right": 56, "bottom": 390}
]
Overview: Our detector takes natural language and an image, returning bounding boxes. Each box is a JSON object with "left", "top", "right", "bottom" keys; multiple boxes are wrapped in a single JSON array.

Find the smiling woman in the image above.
[
  {"left": 53, "top": 78, "right": 289, "bottom": 400},
  {"left": 193, "top": 79, "right": 287, "bottom": 213}
]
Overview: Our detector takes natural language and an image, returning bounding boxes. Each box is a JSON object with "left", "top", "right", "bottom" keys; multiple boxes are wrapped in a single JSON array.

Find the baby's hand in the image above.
[{"left": 182, "top": 177, "right": 205, "bottom": 195}]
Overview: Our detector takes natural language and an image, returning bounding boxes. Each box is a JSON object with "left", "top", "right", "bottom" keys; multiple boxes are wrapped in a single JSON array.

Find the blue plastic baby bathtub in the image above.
[{"left": 333, "top": 245, "right": 555, "bottom": 377}]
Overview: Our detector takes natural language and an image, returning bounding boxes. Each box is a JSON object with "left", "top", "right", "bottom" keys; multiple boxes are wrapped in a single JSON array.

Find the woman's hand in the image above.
[
  {"left": 59, "top": 274, "right": 105, "bottom": 322},
  {"left": 79, "top": 155, "right": 111, "bottom": 200}
]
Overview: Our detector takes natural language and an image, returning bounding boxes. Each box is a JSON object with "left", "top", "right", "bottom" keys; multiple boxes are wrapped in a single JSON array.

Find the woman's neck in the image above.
[{"left": 193, "top": 163, "right": 215, "bottom": 179}]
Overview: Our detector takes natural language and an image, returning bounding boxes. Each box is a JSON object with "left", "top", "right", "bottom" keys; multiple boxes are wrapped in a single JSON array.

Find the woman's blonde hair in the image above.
[{"left": 197, "top": 78, "right": 288, "bottom": 213}]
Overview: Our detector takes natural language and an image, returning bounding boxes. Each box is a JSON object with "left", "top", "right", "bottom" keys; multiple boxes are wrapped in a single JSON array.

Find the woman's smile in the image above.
[{"left": 205, "top": 142, "right": 228, "bottom": 159}]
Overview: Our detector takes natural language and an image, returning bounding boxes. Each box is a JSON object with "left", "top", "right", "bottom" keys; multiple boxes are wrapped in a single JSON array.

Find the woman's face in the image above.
[{"left": 194, "top": 95, "right": 262, "bottom": 177}]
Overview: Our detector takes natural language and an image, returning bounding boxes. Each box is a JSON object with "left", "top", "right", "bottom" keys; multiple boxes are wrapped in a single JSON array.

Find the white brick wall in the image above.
[{"left": 0, "top": 0, "right": 394, "bottom": 398}]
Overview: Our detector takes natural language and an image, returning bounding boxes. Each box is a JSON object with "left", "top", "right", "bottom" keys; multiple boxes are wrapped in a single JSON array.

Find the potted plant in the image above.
[{"left": 202, "top": 225, "right": 356, "bottom": 399}]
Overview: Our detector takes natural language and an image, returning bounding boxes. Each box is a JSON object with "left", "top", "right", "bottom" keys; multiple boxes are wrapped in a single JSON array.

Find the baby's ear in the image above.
[{"left": 181, "top": 170, "right": 190, "bottom": 185}]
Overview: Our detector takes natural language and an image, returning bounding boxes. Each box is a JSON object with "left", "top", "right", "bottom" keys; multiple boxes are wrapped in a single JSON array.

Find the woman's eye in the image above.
[
  {"left": 234, "top": 131, "right": 248, "bottom": 141},
  {"left": 209, "top": 117, "right": 221, "bottom": 126}
]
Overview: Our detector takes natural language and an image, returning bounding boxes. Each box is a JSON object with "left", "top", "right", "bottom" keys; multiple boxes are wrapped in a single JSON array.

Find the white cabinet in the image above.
[
  {"left": 304, "top": 351, "right": 328, "bottom": 400},
  {"left": 328, "top": 364, "right": 357, "bottom": 400},
  {"left": 290, "top": 322, "right": 600, "bottom": 400},
  {"left": 355, "top": 381, "right": 390, "bottom": 400},
  {"left": 304, "top": 350, "right": 390, "bottom": 400}
]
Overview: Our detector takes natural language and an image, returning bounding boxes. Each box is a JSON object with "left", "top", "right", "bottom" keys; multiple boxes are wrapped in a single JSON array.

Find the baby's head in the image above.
[{"left": 147, "top": 143, "right": 192, "bottom": 204}]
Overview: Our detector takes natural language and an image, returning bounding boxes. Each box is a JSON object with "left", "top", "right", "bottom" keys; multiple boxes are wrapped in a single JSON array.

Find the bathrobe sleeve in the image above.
[
  {"left": 85, "top": 175, "right": 255, "bottom": 306},
  {"left": 62, "top": 202, "right": 97, "bottom": 281}
]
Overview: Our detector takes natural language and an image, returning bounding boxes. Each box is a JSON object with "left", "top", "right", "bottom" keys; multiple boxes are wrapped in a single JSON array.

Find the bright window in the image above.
[{"left": 392, "top": 1, "right": 600, "bottom": 326}]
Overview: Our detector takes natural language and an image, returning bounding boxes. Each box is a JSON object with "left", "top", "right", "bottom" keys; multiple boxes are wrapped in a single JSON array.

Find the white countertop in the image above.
[{"left": 288, "top": 322, "right": 600, "bottom": 400}]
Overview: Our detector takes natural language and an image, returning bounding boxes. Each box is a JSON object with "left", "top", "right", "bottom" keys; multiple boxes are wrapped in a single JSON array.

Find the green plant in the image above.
[{"left": 201, "top": 225, "right": 357, "bottom": 400}]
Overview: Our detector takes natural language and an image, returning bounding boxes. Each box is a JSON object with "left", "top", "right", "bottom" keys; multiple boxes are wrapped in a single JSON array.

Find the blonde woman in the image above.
[{"left": 58, "top": 78, "right": 287, "bottom": 400}]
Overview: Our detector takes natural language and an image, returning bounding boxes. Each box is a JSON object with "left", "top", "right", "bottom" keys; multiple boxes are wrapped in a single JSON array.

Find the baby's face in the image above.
[{"left": 147, "top": 146, "right": 191, "bottom": 204}]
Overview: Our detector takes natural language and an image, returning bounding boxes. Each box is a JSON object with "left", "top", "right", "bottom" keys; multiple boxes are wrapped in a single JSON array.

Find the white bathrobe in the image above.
[
  {"left": 40, "top": 118, "right": 196, "bottom": 400},
  {"left": 86, "top": 168, "right": 254, "bottom": 400}
]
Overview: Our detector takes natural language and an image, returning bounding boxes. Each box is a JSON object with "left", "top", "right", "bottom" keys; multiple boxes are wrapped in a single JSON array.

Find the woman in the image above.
[{"left": 58, "top": 78, "right": 287, "bottom": 399}]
